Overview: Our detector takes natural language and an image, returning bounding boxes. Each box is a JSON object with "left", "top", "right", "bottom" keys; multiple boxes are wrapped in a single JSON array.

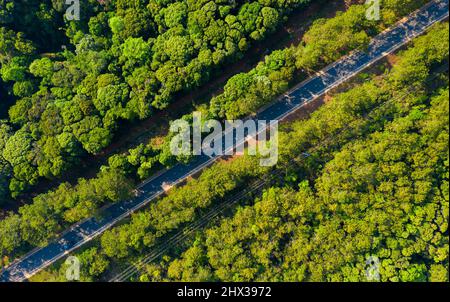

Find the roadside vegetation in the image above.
[
  {"left": 0, "top": 0, "right": 312, "bottom": 199},
  {"left": 28, "top": 22, "right": 449, "bottom": 281},
  {"left": 0, "top": 0, "right": 434, "bottom": 268},
  {"left": 0, "top": 1, "right": 429, "bottom": 200}
]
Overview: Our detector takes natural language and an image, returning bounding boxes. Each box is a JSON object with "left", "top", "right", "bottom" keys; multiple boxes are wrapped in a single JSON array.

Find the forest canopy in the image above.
[
  {"left": 24, "top": 21, "right": 449, "bottom": 282},
  {"left": 0, "top": 0, "right": 312, "bottom": 199}
]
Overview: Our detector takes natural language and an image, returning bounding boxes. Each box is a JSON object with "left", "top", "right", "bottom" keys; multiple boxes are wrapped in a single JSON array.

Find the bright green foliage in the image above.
[
  {"left": 100, "top": 155, "right": 268, "bottom": 260},
  {"left": 0, "top": 167, "right": 133, "bottom": 256},
  {"left": 209, "top": 1, "right": 431, "bottom": 119},
  {"left": 104, "top": 24, "right": 448, "bottom": 282},
  {"left": 189, "top": 87, "right": 447, "bottom": 282},
  {"left": 2, "top": 1, "right": 446, "bottom": 283},
  {"left": 1, "top": 0, "right": 312, "bottom": 197},
  {"left": 1, "top": 0, "right": 429, "bottom": 198},
  {"left": 58, "top": 247, "right": 109, "bottom": 281}
]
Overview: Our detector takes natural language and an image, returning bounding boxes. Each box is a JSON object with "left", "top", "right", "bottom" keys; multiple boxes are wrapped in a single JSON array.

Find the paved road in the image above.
[{"left": 1, "top": 0, "right": 448, "bottom": 282}]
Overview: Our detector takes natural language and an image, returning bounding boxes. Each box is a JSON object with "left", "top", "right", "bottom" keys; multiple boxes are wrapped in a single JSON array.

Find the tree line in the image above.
[
  {"left": 0, "top": 0, "right": 312, "bottom": 199},
  {"left": 136, "top": 23, "right": 450, "bottom": 282},
  {"left": 25, "top": 22, "right": 449, "bottom": 281},
  {"left": 0, "top": 0, "right": 434, "bottom": 270},
  {"left": 154, "top": 86, "right": 448, "bottom": 282}
]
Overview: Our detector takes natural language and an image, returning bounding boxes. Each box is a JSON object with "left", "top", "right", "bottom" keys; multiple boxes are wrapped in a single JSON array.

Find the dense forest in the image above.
[
  {"left": 0, "top": 0, "right": 434, "bottom": 268},
  {"left": 156, "top": 89, "right": 448, "bottom": 282},
  {"left": 0, "top": 0, "right": 312, "bottom": 200},
  {"left": 27, "top": 21, "right": 449, "bottom": 281},
  {"left": 0, "top": 0, "right": 428, "bottom": 201}
]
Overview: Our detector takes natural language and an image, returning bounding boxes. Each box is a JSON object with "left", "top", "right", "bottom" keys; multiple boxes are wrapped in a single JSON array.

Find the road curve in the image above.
[{"left": 1, "top": 0, "right": 448, "bottom": 282}]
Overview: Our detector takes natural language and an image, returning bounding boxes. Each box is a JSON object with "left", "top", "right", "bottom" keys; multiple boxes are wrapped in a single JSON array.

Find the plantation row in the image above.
[
  {"left": 29, "top": 23, "right": 449, "bottom": 281},
  {"left": 149, "top": 87, "right": 448, "bottom": 282},
  {"left": 102, "top": 0, "right": 432, "bottom": 183},
  {"left": 0, "top": 0, "right": 434, "bottom": 268},
  {"left": 0, "top": 0, "right": 312, "bottom": 199}
]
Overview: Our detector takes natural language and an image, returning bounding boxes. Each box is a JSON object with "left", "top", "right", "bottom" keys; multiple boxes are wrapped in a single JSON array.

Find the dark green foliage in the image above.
[
  {"left": 1, "top": 0, "right": 311, "bottom": 197},
  {"left": 2, "top": 1, "right": 446, "bottom": 283},
  {"left": 53, "top": 23, "right": 447, "bottom": 282},
  {"left": 130, "top": 25, "right": 449, "bottom": 282}
]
